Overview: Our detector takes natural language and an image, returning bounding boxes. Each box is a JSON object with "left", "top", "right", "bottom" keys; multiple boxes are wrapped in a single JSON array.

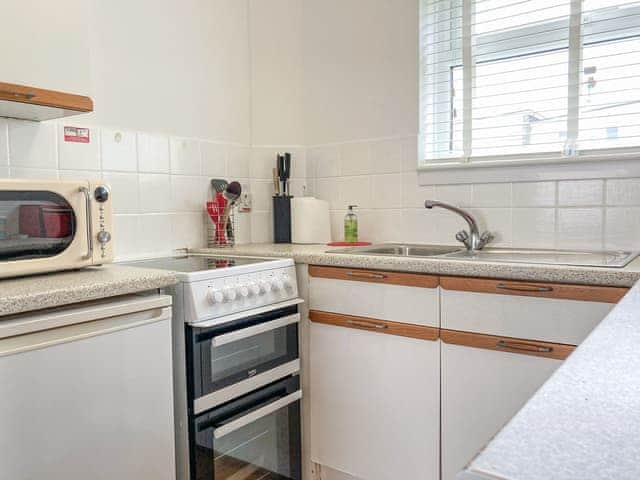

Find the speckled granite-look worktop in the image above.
[
  {"left": 0, "top": 265, "right": 177, "bottom": 317},
  {"left": 459, "top": 280, "right": 640, "bottom": 480},
  {"left": 194, "top": 243, "right": 640, "bottom": 287}
]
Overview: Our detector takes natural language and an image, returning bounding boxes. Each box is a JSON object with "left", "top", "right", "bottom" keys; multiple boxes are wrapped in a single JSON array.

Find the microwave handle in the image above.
[
  {"left": 79, "top": 187, "right": 93, "bottom": 260},
  {"left": 211, "top": 313, "right": 300, "bottom": 347},
  {"left": 213, "top": 390, "right": 302, "bottom": 439}
]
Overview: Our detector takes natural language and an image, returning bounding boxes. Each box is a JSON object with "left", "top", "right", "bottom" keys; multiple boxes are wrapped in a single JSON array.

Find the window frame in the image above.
[{"left": 418, "top": 0, "right": 640, "bottom": 178}]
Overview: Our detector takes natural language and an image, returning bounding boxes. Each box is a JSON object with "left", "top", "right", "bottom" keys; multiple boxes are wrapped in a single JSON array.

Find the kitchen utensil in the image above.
[
  {"left": 272, "top": 168, "right": 280, "bottom": 195},
  {"left": 210, "top": 179, "right": 228, "bottom": 195},
  {"left": 221, "top": 181, "right": 242, "bottom": 244},
  {"left": 277, "top": 154, "right": 286, "bottom": 197},
  {"left": 283, "top": 153, "right": 291, "bottom": 196}
]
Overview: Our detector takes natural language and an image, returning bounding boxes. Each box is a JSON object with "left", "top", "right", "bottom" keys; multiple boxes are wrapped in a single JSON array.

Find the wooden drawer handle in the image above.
[
  {"left": 346, "top": 271, "right": 387, "bottom": 280},
  {"left": 497, "top": 340, "right": 553, "bottom": 353},
  {"left": 496, "top": 283, "right": 553, "bottom": 293},
  {"left": 0, "top": 89, "right": 36, "bottom": 100},
  {"left": 346, "top": 319, "right": 389, "bottom": 330}
]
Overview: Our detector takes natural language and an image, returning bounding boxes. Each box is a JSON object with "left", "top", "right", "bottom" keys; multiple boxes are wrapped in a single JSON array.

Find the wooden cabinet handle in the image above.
[
  {"left": 346, "top": 319, "right": 389, "bottom": 330},
  {"left": 496, "top": 340, "right": 553, "bottom": 353},
  {"left": 0, "top": 89, "right": 36, "bottom": 100},
  {"left": 496, "top": 283, "right": 553, "bottom": 293},
  {"left": 346, "top": 271, "right": 387, "bottom": 280}
]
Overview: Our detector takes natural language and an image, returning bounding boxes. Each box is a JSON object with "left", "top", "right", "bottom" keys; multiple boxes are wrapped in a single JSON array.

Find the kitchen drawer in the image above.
[
  {"left": 309, "top": 266, "right": 439, "bottom": 327},
  {"left": 440, "top": 277, "right": 625, "bottom": 345}
]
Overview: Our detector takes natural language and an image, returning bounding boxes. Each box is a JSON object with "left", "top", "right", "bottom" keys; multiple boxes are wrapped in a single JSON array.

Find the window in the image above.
[{"left": 420, "top": 0, "right": 640, "bottom": 167}]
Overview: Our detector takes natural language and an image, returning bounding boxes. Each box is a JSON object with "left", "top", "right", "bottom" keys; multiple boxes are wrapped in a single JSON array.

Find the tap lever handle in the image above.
[{"left": 455, "top": 230, "right": 469, "bottom": 243}]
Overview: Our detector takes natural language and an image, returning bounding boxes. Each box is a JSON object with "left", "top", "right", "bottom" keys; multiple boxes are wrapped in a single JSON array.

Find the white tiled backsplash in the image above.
[
  {"left": 0, "top": 118, "right": 307, "bottom": 259},
  {"left": 3, "top": 118, "right": 639, "bottom": 253},
  {"left": 307, "top": 136, "right": 640, "bottom": 252}
]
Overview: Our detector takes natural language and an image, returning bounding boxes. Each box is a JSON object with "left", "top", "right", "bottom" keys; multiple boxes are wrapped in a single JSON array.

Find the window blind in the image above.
[{"left": 420, "top": 0, "right": 640, "bottom": 165}]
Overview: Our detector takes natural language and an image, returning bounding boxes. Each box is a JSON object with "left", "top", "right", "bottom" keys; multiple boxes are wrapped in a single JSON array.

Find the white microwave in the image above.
[{"left": 0, "top": 179, "right": 113, "bottom": 279}]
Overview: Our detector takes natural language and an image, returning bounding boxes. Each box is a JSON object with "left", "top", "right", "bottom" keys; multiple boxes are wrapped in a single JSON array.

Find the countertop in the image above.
[
  {"left": 460, "top": 280, "right": 640, "bottom": 480},
  {"left": 194, "top": 243, "right": 640, "bottom": 287},
  {"left": 0, "top": 264, "right": 177, "bottom": 317}
]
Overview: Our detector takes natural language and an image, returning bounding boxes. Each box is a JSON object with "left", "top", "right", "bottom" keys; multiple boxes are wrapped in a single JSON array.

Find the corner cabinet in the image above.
[{"left": 308, "top": 266, "right": 440, "bottom": 480}]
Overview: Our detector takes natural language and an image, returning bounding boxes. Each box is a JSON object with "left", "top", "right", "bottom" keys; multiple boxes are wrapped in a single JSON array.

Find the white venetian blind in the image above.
[{"left": 420, "top": 0, "right": 640, "bottom": 165}]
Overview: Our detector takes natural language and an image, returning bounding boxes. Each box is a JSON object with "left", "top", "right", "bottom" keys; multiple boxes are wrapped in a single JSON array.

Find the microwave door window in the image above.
[{"left": 0, "top": 191, "right": 76, "bottom": 261}]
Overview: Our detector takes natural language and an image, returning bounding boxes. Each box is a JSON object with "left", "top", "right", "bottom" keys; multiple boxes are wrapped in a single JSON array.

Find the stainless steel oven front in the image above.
[
  {"left": 187, "top": 303, "right": 300, "bottom": 415},
  {"left": 190, "top": 375, "right": 302, "bottom": 480}
]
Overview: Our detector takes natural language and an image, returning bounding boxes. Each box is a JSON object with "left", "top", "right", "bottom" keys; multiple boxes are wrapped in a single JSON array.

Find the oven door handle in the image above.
[
  {"left": 213, "top": 390, "right": 302, "bottom": 439},
  {"left": 211, "top": 313, "right": 300, "bottom": 347}
]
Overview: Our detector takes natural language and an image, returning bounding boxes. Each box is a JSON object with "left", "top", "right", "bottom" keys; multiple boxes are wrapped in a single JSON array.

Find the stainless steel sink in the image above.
[
  {"left": 335, "top": 244, "right": 463, "bottom": 257},
  {"left": 328, "top": 243, "right": 639, "bottom": 267}
]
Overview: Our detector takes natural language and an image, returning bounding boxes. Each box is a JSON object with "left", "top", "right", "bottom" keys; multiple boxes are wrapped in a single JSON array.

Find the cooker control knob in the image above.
[
  {"left": 238, "top": 285, "right": 250, "bottom": 298},
  {"left": 207, "top": 288, "right": 224, "bottom": 305},
  {"left": 224, "top": 287, "right": 237, "bottom": 302},
  {"left": 282, "top": 274, "right": 293, "bottom": 290},
  {"left": 248, "top": 283, "right": 261, "bottom": 296},
  {"left": 94, "top": 185, "right": 110, "bottom": 203},
  {"left": 259, "top": 281, "right": 271, "bottom": 294},
  {"left": 271, "top": 278, "right": 283, "bottom": 291},
  {"left": 97, "top": 231, "right": 112, "bottom": 244}
]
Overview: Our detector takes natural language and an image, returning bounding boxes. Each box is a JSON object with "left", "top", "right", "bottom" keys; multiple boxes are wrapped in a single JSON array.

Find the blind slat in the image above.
[{"left": 421, "top": 0, "right": 640, "bottom": 162}]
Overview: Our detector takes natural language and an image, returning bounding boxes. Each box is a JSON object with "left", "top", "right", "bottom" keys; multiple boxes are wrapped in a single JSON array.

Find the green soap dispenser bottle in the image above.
[{"left": 344, "top": 205, "right": 359, "bottom": 243}]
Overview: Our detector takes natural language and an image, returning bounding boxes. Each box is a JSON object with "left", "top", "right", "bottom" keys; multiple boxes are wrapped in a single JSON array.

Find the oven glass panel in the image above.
[
  {"left": 191, "top": 306, "right": 299, "bottom": 399},
  {"left": 211, "top": 325, "right": 291, "bottom": 387},
  {"left": 193, "top": 377, "right": 302, "bottom": 480},
  {"left": 0, "top": 191, "right": 76, "bottom": 262}
]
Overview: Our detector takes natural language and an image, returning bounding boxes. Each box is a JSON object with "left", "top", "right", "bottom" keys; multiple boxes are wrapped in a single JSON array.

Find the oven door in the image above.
[
  {"left": 191, "top": 375, "right": 302, "bottom": 480},
  {"left": 188, "top": 304, "right": 300, "bottom": 414}
]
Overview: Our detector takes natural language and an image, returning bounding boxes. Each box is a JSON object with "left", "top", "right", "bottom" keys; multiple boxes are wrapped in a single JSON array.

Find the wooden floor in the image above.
[{"left": 195, "top": 446, "right": 290, "bottom": 480}]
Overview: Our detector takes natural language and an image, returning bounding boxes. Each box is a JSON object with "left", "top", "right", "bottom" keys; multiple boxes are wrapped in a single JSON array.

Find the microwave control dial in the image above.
[
  {"left": 207, "top": 288, "right": 224, "bottom": 305},
  {"left": 97, "top": 231, "right": 112, "bottom": 244},
  {"left": 94, "top": 185, "right": 110, "bottom": 203}
]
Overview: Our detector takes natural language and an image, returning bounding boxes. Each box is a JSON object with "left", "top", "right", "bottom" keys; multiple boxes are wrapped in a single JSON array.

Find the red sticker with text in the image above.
[{"left": 64, "top": 126, "right": 90, "bottom": 143}]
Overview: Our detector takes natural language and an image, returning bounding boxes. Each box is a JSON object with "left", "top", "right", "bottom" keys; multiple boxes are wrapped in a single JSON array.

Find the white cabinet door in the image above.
[
  {"left": 1, "top": 0, "right": 91, "bottom": 94},
  {"left": 310, "top": 322, "right": 440, "bottom": 480},
  {"left": 441, "top": 342, "right": 561, "bottom": 480}
]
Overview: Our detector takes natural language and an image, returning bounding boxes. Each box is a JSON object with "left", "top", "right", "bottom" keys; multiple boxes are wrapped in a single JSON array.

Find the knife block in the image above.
[{"left": 273, "top": 196, "right": 292, "bottom": 243}]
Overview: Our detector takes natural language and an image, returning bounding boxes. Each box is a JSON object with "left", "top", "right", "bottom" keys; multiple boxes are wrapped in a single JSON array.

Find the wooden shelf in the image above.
[{"left": 0, "top": 81, "right": 93, "bottom": 121}]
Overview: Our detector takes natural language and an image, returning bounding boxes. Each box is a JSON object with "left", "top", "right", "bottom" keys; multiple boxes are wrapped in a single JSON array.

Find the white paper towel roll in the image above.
[{"left": 291, "top": 197, "right": 331, "bottom": 244}]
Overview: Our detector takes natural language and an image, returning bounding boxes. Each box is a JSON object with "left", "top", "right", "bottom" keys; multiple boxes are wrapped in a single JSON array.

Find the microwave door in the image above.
[{"left": 192, "top": 376, "right": 302, "bottom": 480}]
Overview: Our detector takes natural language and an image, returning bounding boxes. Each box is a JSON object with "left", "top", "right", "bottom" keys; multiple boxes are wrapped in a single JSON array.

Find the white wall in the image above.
[
  {"left": 86, "top": 0, "right": 251, "bottom": 143},
  {"left": 302, "top": 0, "right": 419, "bottom": 144}
]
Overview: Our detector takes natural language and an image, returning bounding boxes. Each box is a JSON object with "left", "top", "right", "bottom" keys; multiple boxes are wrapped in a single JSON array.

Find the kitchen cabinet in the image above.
[
  {"left": 309, "top": 318, "right": 440, "bottom": 480},
  {"left": 1, "top": 0, "right": 91, "bottom": 96},
  {"left": 306, "top": 267, "right": 627, "bottom": 480},
  {"left": 439, "top": 276, "right": 625, "bottom": 480},
  {"left": 309, "top": 266, "right": 440, "bottom": 480},
  {"left": 441, "top": 338, "right": 562, "bottom": 480}
]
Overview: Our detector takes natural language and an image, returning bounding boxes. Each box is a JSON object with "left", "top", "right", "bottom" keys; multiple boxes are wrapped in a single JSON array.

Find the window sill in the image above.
[{"left": 417, "top": 154, "right": 640, "bottom": 185}]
